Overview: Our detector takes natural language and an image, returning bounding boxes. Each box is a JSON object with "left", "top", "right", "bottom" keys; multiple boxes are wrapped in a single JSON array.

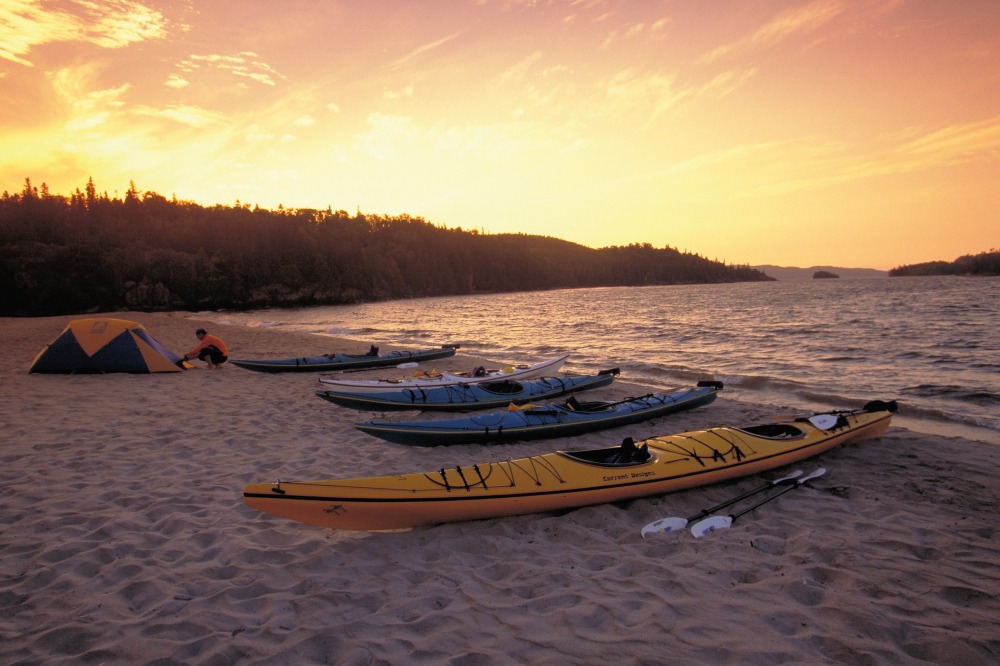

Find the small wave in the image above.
[
  {"left": 931, "top": 340, "right": 981, "bottom": 350},
  {"left": 901, "top": 383, "right": 958, "bottom": 396},
  {"left": 962, "top": 391, "right": 1000, "bottom": 406},
  {"left": 775, "top": 327, "right": 822, "bottom": 337},
  {"left": 395, "top": 332, "right": 433, "bottom": 340},
  {"left": 582, "top": 361, "right": 717, "bottom": 389},
  {"left": 323, "top": 326, "right": 368, "bottom": 336},
  {"left": 901, "top": 384, "right": 1000, "bottom": 405},
  {"left": 799, "top": 390, "right": 873, "bottom": 409},
  {"left": 716, "top": 373, "right": 808, "bottom": 392},
  {"left": 894, "top": 402, "right": 1000, "bottom": 437}
]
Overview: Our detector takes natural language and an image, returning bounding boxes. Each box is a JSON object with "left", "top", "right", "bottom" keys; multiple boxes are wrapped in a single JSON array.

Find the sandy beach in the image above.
[{"left": 2, "top": 312, "right": 998, "bottom": 665}]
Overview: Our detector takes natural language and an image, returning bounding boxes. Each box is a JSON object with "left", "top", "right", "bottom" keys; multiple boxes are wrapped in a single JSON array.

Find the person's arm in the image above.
[{"left": 185, "top": 339, "right": 207, "bottom": 359}]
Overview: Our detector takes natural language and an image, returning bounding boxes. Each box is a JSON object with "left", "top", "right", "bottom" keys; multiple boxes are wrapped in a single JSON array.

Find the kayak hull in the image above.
[
  {"left": 318, "top": 354, "right": 570, "bottom": 393},
  {"left": 355, "top": 382, "right": 723, "bottom": 445},
  {"left": 316, "top": 370, "right": 618, "bottom": 412},
  {"left": 243, "top": 401, "right": 897, "bottom": 530},
  {"left": 230, "top": 345, "right": 458, "bottom": 373}
]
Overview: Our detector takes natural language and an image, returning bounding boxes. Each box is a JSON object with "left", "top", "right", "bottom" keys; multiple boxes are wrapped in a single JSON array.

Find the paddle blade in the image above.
[
  {"left": 807, "top": 414, "right": 839, "bottom": 430},
  {"left": 690, "top": 515, "right": 733, "bottom": 538},
  {"left": 641, "top": 517, "right": 688, "bottom": 539},
  {"left": 799, "top": 467, "right": 827, "bottom": 483},
  {"left": 773, "top": 470, "right": 804, "bottom": 485}
]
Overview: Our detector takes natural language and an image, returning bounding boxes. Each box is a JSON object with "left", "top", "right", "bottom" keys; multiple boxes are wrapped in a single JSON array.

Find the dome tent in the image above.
[{"left": 29, "top": 318, "right": 190, "bottom": 374}]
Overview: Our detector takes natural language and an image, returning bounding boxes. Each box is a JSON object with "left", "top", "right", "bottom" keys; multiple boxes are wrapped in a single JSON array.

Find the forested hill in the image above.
[
  {"left": 888, "top": 250, "right": 1000, "bottom": 276},
  {"left": 1, "top": 179, "right": 772, "bottom": 316}
]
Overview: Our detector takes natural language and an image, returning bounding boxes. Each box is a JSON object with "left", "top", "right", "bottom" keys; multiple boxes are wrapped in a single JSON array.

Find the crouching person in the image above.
[{"left": 184, "top": 328, "right": 229, "bottom": 369}]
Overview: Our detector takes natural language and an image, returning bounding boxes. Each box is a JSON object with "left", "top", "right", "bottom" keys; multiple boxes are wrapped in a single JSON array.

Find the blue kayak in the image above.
[
  {"left": 354, "top": 381, "right": 722, "bottom": 445},
  {"left": 230, "top": 344, "right": 458, "bottom": 373},
  {"left": 316, "top": 369, "right": 620, "bottom": 411}
]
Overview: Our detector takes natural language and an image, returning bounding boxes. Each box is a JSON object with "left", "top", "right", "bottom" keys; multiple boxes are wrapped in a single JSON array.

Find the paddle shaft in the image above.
[
  {"left": 687, "top": 471, "right": 803, "bottom": 522},
  {"left": 576, "top": 383, "right": 719, "bottom": 413},
  {"left": 726, "top": 468, "right": 826, "bottom": 522}
]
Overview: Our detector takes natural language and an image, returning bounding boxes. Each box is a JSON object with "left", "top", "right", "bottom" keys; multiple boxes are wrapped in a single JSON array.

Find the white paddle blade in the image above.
[
  {"left": 808, "top": 414, "right": 839, "bottom": 430},
  {"left": 774, "top": 470, "right": 804, "bottom": 484},
  {"left": 397, "top": 362, "right": 419, "bottom": 369},
  {"left": 799, "top": 467, "right": 827, "bottom": 483},
  {"left": 641, "top": 517, "right": 688, "bottom": 539},
  {"left": 690, "top": 515, "right": 732, "bottom": 538}
]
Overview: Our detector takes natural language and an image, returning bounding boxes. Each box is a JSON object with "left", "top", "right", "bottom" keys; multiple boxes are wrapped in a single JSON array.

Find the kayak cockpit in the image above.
[
  {"left": 563, "top": 396, "right": 615, "bottom": 413},
  {"left": 734, "top": 424, "right": 806, "bottom": 439},
  {"left": 559, "top": 437, "right": 653, "bottom": 467}
]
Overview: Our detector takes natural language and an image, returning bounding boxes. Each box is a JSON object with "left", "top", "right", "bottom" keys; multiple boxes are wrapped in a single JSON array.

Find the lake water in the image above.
[{"left": 197, "top": 276, "right": 1000, "bottom": 446}]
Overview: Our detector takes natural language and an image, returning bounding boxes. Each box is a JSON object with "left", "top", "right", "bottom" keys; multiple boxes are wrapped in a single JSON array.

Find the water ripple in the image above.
[{"left": 203, "top": 276, "right": 1000, "bottom": 445}]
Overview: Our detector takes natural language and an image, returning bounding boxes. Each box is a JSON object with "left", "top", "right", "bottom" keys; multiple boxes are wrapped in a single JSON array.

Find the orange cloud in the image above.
[
  {"left": 700, "top": 0, "right": 848, "bottom": 63},
  {"left": 0, "top": 0, "right": 166, "bottom": 67},
  {"left": 174, "top": 52, "right": 284, "bottom": 87}
]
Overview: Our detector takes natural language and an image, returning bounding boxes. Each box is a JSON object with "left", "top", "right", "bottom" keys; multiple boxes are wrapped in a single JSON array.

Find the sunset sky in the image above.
[{"left": 2, "top": 1, "right": 999, "bottom": 270}]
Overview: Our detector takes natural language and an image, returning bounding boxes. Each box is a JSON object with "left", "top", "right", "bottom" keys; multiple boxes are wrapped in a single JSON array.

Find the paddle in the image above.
[
  {"left": 325, "top": 361, "right": 426, "bottom": 376},
  {"left": 689, "top": 468, "right": 827, "bottom": 538},
  {"left": 640, "top": 470, "right": 803, "bottom": 539},
  {"left": 574, "top": 382, "right": 723, "bottom": 415}
]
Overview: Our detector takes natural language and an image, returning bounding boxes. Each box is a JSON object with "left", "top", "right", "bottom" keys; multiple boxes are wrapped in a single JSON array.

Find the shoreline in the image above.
[
  {"left": 186, "top": 301, "right": 1000, "bottom": 450},
  {"left": 2, "top": 312, "right": 998, "bottom": 663}
]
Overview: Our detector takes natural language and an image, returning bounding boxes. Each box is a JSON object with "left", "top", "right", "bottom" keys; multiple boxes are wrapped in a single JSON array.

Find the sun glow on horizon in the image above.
[{"left": 2, "top": 0, "right": 999, "bottom": 270}]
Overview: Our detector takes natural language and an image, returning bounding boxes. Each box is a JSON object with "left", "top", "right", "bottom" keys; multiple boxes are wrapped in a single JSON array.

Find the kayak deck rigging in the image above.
[{"left": 245, "top": 402, "right": 898, "bottom": 530}]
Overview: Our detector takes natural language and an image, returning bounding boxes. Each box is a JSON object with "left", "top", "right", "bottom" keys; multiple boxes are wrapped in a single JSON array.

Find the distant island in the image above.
[
  {"left": 755, "top": 250, "right": 1000, "bottom": 280},
  {"left": 753, "top": 265, "right": 886, "bottom": 280},
  {"left": 889, "top": 250, "right": 1000, "bottom": 276}
]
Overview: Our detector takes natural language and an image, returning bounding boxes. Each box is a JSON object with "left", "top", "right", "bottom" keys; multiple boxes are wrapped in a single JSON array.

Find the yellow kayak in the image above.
[{"left": 243, "top": 400, "right": 897, "bottom": 531}]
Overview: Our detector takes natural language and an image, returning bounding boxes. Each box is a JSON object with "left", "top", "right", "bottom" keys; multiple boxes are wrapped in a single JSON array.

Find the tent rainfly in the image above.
[{"left": 29, "top": 318, "right": 190, "bottom": 374}]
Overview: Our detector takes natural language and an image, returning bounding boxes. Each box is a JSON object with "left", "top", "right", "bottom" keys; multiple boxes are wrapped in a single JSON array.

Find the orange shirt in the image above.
[{"left": 188, "top": 334, "right": 229, "bottom": 357}]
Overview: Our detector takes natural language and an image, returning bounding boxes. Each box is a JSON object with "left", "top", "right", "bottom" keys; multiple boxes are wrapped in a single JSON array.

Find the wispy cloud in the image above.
[
  {"left": 0, "top": 0, "right": 167, "bottom": 67},
  {"left": 386, "top": 31, "right": 463, "bottom": 70},
  {"left": 50, "top": 60, "right": 223, "bottom": 133},
  {"left": 896, "top": 117, "right": 1000, "bottom": 160},
  {"left": 76, "top": 0, "right": 166, "bottom": 48},
  {"left": 596, "top": 65, "right": 756, "bottom": 126},
  {"left": 349, "top": 110, "right": 563, "bottom": 167},
  {"left": 496, "top": 51, "right": 545, "bottom": 86},
  {"left": 165, "top": 74, "right": 189, "bottom": 89},
  {"left": 696, "top": 67, "right": 758, "bottom": 100},
  {"left": 383, "top": 86, "right": 414, "bottom": 100},
  {"left": 829, "top": 116, "right": 1000, "bottom": 183},
  {"left": 132, "top": 104, "right": 226, "bottom": 129},
  {"left": 49, "top": 64, "right": 128, "bottom": 130},
  {"left": 174, "top": 52, "right": 285, "bottom": 87},
  {"left": 603, "top": 69, "right": 689, "bottom": 120},
  {"left": 655, "top": 114, "right": 1000, "bottom": 201},
  {"left": 700, "top": 0, "right": 847, "bottom": 63},
  {"left": 352, "top": 113, "right": 416, "bottom": 161}
]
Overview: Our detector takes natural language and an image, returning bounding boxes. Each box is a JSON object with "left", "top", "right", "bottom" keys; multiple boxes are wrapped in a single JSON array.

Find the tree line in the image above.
[
  {"left": 1, "top": 178, "right": 772, "bottom": 316},
  {"left": 889, "top": 250, "right": 1000, "bottom": 277}
]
